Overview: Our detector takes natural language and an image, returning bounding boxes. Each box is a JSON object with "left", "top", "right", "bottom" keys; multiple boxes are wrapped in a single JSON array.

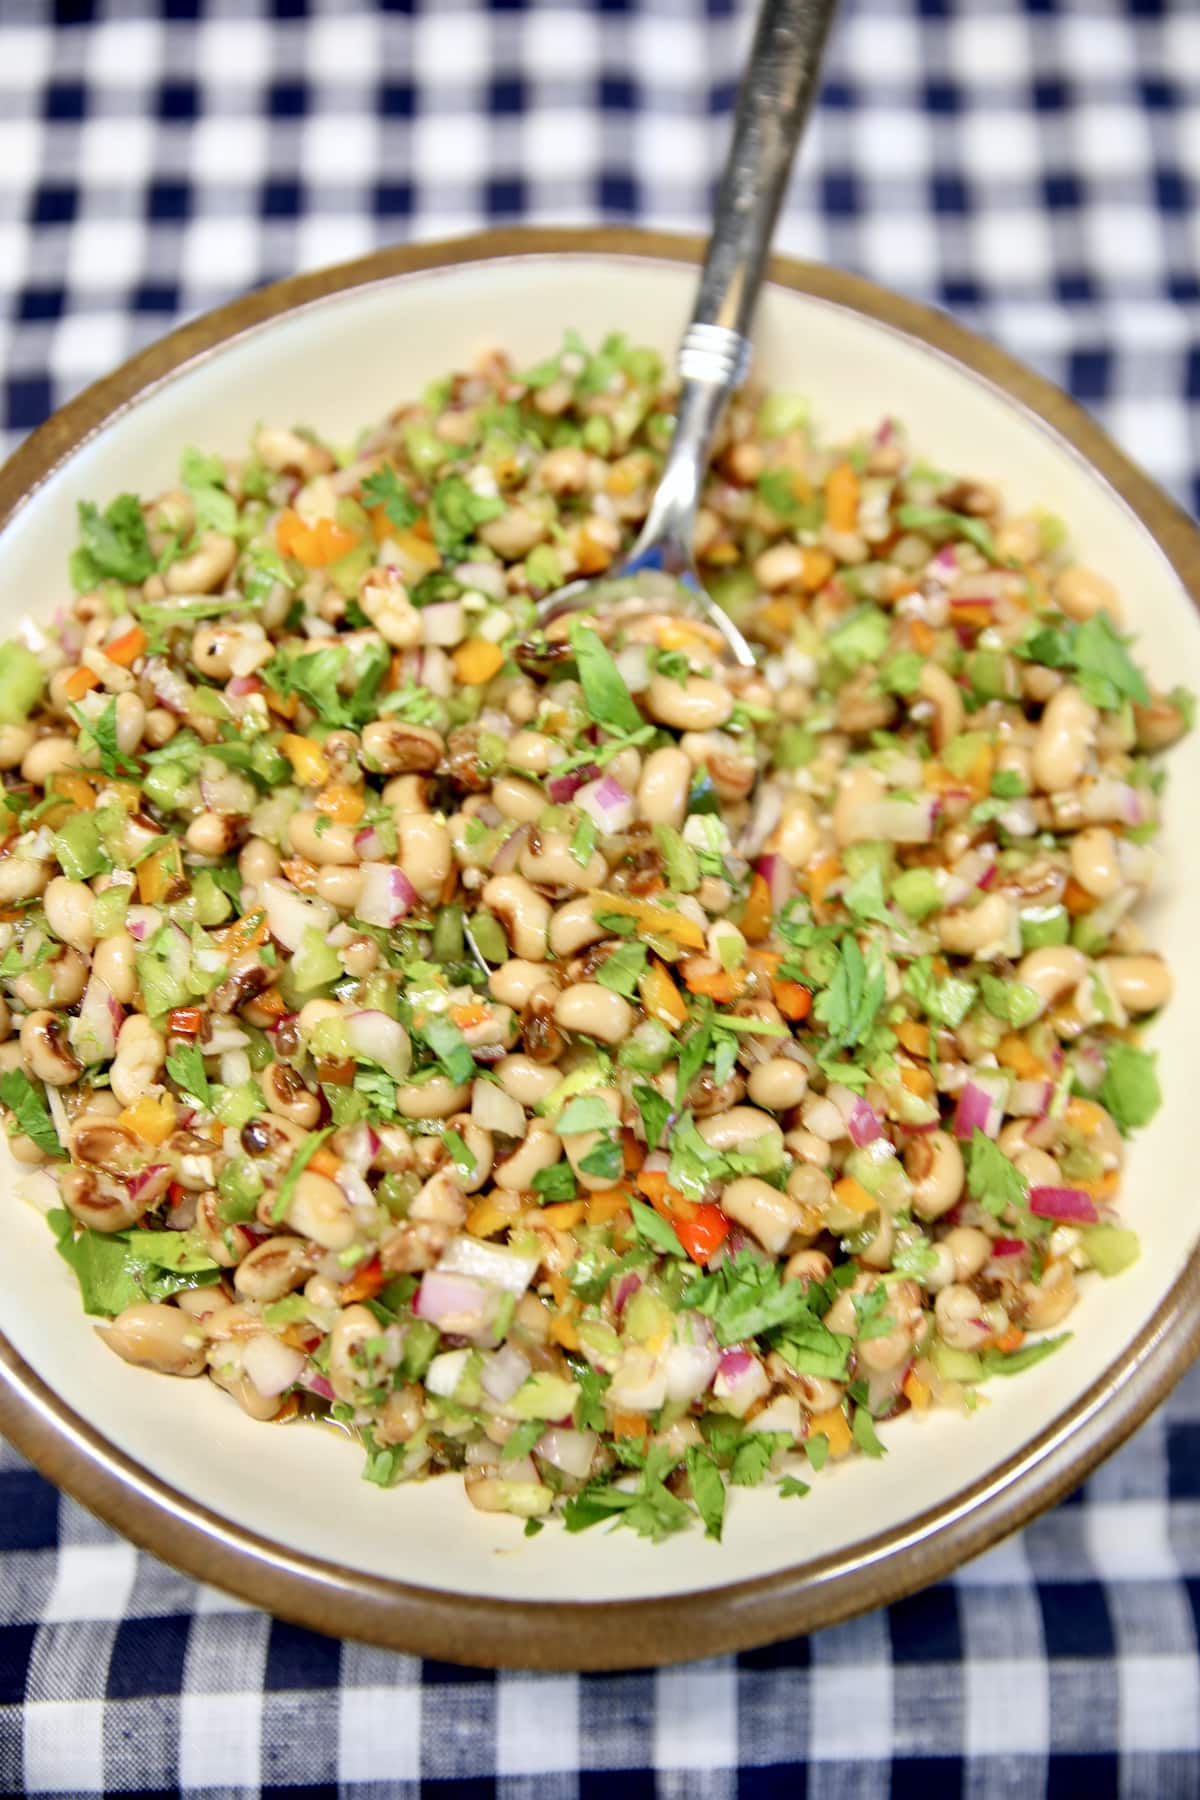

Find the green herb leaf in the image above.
[
  {"left": 966, "top": 1129, "right": 1029, "bottom": 1220},
  {"left": 166, "top": 1042, "right": 211, "bottom": 1109},
  {"left": 502, "top": 1418, "right": 545, "bottom": 1463},
  {"left": 842, "top": 862, "right": 893, "bottom": 926},
  {"left": 0, "top": 1069, "right": 61, "bottom": 1157},
  {"left": 568, "top": 621, "right": 644, "bottom": 735},
  {"left": 578, "top": 1134, "right": 623, "bottom": 1181},
  {"left": 419, "top": 1016, "right": 476, "bottom": 1087},
  {"left": 632, "top": 1081, "right": 672, "bottom": 1151},
  {"left": 684, "top": 1447, "right": 726, "bottom": 1541},
  {"left": 629, "top": 1197, "right": 687, "bottom": 1258},
  {"left": 429, "top": 476, "right": 504, "bottom": 557},
  {"left": 531, "top": 1160, "right": 577, "bottom": 1203},
  {"left": 554, "top": 1094, "right": 617, "bottom": 1136},
  {"left": 730, "top": 1431, "right": 791, "bottom": 1487},
  {"left": 595, "top": 941, "right": 648, "bottom": 1000},
  {"left": 684, "top": 1250, "right": 821, "bottom": 1347},
  {"left": 813, "top": 933, "right": 887, "bottom": 1051},
  {"left": 778, "top": 1475, "right": 812, "bottom": 1498},
  {"left": 71, "top": 494, "right": 156, "bottom": 589},
  {"left": 271, "top": 1125, "right": 335, "bottom": 1223},
  {"left": 978, "top": 1332, "right": 1071, "bottom": 1377},
  {"left": 895, "top": 503, "right": 1000, "bottom": 565},
  {"left": 361, "top": 465, "right": 421, "bottom": 532},
  {"left": 70, "top": 699, "right": 139, "bottom": 778},
  {"left": 852, "top": 1406, "right": 887, "bottom": 1458},
  {"left": 1099, "top": 1041, "right": 1162, "bottom": 1135}
]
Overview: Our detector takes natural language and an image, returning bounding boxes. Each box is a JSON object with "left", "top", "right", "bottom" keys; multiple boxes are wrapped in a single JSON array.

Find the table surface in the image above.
[{"left": 2, "top": 1, "right": 1199, "bottom": 1794}]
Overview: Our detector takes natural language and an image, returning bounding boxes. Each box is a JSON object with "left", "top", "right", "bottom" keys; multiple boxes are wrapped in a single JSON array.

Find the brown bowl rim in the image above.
[{"left": 1, "top": 225, "right": 1198, "bottom": 1671}]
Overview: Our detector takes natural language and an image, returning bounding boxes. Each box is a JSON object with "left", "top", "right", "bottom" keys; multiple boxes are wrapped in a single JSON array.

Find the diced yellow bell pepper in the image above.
[
  {"left": 118, "top": 1093, "right": 177, "bottom": 1146},
  {"left": 281, "top": 734, "right": 331, "bottom": 787}
]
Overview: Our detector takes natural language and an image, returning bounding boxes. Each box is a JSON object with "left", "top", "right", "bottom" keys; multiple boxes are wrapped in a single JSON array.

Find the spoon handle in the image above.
[{"left": 635, "top": 0, "right": 838, "bottom": 555}]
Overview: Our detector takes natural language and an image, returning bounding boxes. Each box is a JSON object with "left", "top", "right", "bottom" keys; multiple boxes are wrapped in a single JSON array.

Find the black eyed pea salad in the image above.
[{"left": 0, "top": 331, "right": 1190, "bottom": 1542}]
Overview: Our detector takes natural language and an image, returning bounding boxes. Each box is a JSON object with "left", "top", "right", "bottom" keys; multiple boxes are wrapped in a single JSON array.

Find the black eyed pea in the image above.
[
  {"left": 8, "top": 1132, "right": 50, "bottom": 1166},
  {"left": 328, "top": 1304, "right": 390, "bottom": 1404},
  {"left": 0, "top": 995, "right": 10, "bottom": 1041},
  {"left": 113, "top": 692, "right": 146, "bottom": 754},
  {"left": 904, "top": 1130, "right": 965, "bottom": 1222},
  {"left": 0, "top": 722, "right": 34, "bottom": 770},
  {"left": 195, "top": 1191, "right": 253, "bottom": 1268},
  {"left": 856, "top": 1210, "right": 894, "bottom": 1271},
  {"left": 360, "top": 571, "right": 422, "bottom": 647},
  {"left": 943, "top": 1225, "right": 992, "bottom": 1281},
  {"left": 1013, "top": 1146, "right": 1062, "bottom": 1189},
  {"left": 410, "top": 1166, "right": 470, "bottom": 1224},
  {"left": 21, "top": 734, "right": 83, "bottom": 785},
  {"left": 12, "top": 946, "right": 87, "bottom": 1010},
  {"left": 0, "top": 856, "right": 51, "bottom": 904},
  {"left": 478, "top": 504, "right": 546, "bottom": 560},
  {"left": 753, "top": 542, "right": 808, "bottom": 591},
  {"left": 492, "top": 773, "right": 548, "bottom": 824},
  {"left": 1070, "top": 826, "right": 1123, "bottom": 898},
  {"left": 174, "top": 1285, "right": 225, "bottom": 1325},
  {"left": 783, "top": 1248, "right": 833, "bottom": 1287},
  {"left": 483, "top": 873, "right": 551, "bottom": 961},
  {"left": 937, "top": 891, "right": 1013, "bottom": 958},
  {"left": 1053, "top": 564, "right": 1121, "bottom": 624},
  {"left": 1020, "top": 1258, "right": 1077, "bottom": 1329},
  {"left": 255, "top": 424, "right": 334, "bottom": 479},
  {"left": 721, "top": 1175, "right": 810, "bottom": 1256},
  {"left": 636, "top": 746, "right": 692, "bottom": 829},
  {"left": 489, "top": 959, "right": 559, "bottom": 1010},
  {"left": 553, "top": 982, "right": 634, "bottom": 1045},
  {"left": 1099, "top": 954, "right": 1172, "bottom": 1014},
  {"left": 561, "top": 1088, "right": 621, "bottom": 1193},
  {"left": 538, "top": 445, "right": 590, "bottom": 495},
  {"left": 934, "top": 1282, "right": 992, "bottom": 1351},
  {"left": 100, "top": 1302, "right": 207, "bottom": 1377},
  {"left": 696, "top": 1105, "right": 785, "bottom": 1159},
  {"left": 314, "top": 864, "right": 365, "bottom": 911},
  {"left": 287, "top": 810, "right": 359, "bottom": 866},
  {"left": 233, "top": 1235, "right": 315, "bottom": 1303},
  {"left": 833, "top": 765, "right": 886, "bottom": 848},
  {"left": 262, "top": 1061, "right": 322, "bottom": 1130},
  {"left": 19, "top": 1008, "right": 81, "bottom": 1087},
  {"left": 208, "top": 1363, "right": 286, "bottom": 1422},
  {"left": 185, "top": 812, "right": 245, "bottom": 858},
  {"left": 856, "top": 1280, "right": 923, "bottom": 1373},
  {"left": 785, "top": 1162, "right": 833, "bottom": 1235},
  {"left": 399, "top": 814, "right": 451, "bottom": 904},
  {"left": 917, "top": 663, "right": 964, "bottom": 750},
  {"left": 520, "top": 829, "right": 608, "bottom": 893},
  {"left": 495, "top": 1054, "right": 562, "bottom": 1109},
  {"left": 747, "top": 1056, "right": 809, "bottom": 1112},
  {"left": 165, "top": 530, "right": 237, "bottom": 595},
  {"left": 506, "top": 731, "right": 558, "bottom": 776},
  {"left": 822, "top": 1271, "right": 877, "bottom": 1336},
  {"left": 394, "top": 1076, "right": 472, "bottom": 1119},
  {"left": 361, "top": 719, "right": 444, "bottom": 775},
  {"left": 1032, "top": 683, "right": 1096, "bottom": 793},
  {"left": 382, "top": 775, "right": 432, "bottom": 816},
  {"left": 110, "top": 1013, "right": 166, "bottom": 1108},
  {"left": 784, "top": 1126, "right": 834, "bottom": 1168},
  {"left": 644, "top": 671, "right": 733, "bottom": 732},
  {"left": 239, "top": 837, "right": 281, "bottom": 889},
  {"left": 61, "top": 1166, "right": 148, "bottom": 1233},
  {"left": 1015, "top": 945, "right": 1089, "bottom": 1019},
  {"left": 43, "top": 876, "right": 97, "bottom": 952},
  {"left": 1134, "top": 692, "right": 1190, "bottom": 752},
  {"left": 285, "top": 1168, "right": 356, "bottom": 1251},
  {"left": 548, "top": 894, "right": 608, "bottom": 959},
  {"left": 770, "top": 802, "right": 820, "bottom": 870},
  {"left": 493, "top": 1123, "right": 561, "bottom": 1191},
  {"left": 143, "top": 706, "right": 178, "bottom": 748},
  {"left": 92, "top": 932, "right": 138, "bottom": 1005}
]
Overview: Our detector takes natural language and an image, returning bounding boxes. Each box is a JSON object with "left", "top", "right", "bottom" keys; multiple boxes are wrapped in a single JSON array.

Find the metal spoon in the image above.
[{"left": 536, "top": 0, "right": 841, "bottom": 668}]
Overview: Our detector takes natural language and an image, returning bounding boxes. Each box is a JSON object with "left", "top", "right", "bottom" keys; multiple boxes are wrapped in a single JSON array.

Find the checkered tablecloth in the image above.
[{"left": 2, "top": 0, "right": 1199, "bottom": 1792}]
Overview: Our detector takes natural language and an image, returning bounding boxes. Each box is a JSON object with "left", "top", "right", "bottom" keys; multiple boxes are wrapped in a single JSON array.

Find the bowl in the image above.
[{"left": 1, "top": 228, "right": 1199, "bottom": 1670}]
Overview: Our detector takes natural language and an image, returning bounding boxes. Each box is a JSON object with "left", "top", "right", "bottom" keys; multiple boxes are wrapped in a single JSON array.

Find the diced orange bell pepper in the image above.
[
  {"left": 548, "top": 1312, "right": 581, "bottom": 1351},
  {"left": 262, "top": 684, "right": 299, "bottom": 721},
  {"left": 449, "top": 1001, "right": 490, "bottom": 1031},
  {"left": 612, "top": 1411, "right": 649, "bottom": 1442},
  {"left": 104, "top": 624, "right": 147, "bottom": 667},
  {"left": 307, "top": 1145, "right": 343, "bottom": 1181},
  {"left": 276, "top": 509, "right": 358, "bottom": 568},
  {"left": 991, "top": 1326, "right": 1026, "bottom": 1356},
  {"left": 281, "top": 734, "right": 331, "bottom": 787},
  {"left": 806, "top": 854, "right": 842, "bottom": 918},
  {"left": 214, "top": 909, "right": 270, "bottom": 956},
  {"left": 895, "top": 1019, "right": 930, "bottom": 1057},
  {"left": 167, "top": 1006, "right": 206, "bottom": 1037},
  {"left": 681, "top": 962, "right": 744, "bottom": 1003},
  {"left": 118, "top": 1094, "right": 177, "bottom": 1146},
  {"left": 137, "top": 840, "right": 186, "bottom": 905},
  {"left": 339, "top": 1256, "right": 388, "bottom": 1305},
  {"left": 452, "top": 638, "right": 505, "bottom": 686},
  {"left": 64, "top": 666, "right": 101, "bottom": 701},
  {"left": 591, "top": 891, "right": 706, "bottom": 950},
  {"left": 949, "top": 598, "right": 995, "bottom": 631},
  {"left": 466, "top": 1196, "right": 519, "bottom": 1238},
  {"left": 636, "top": 1168, "right": 672, "bottom": 1206},
  {"left": 825, "top": 461, "right": 860, "bottom": 533},
  {"left": 832, "top": 1176, "right": 877, "bottom": 1216},
  {"left": 638, "top": 960, "right": 689, "bottom": 1030},
  {"left": 996, "top": 1034, "right": 1047, "bottom": 1080},
  {"left": 801, "top": 546, "right": 836, "bottom": 592},
  {"left": 772, "top": 979, "right": 813, "bottom": 1022},
  {"left": 1062, "top": 877, "right": 1097, "bottom": 915},
  {"left": 586, "top": 1188, "right": 633, "bottom": 1224},
  {"left": 808, "top": 1406, "right": 853, "bottom": 1459},
  {"left": 50, "top": 771, "right": 96, "bottom": 812},
  {"left": 541, "top": 1201, "right": 586, "bottom": 1230},
  {"left": 741, "top": 871, "right": 773, "bottom": 944},
  {"left": 910, "top": 619, "right": 937, "bottom": 655},
  {"left": 315, "top": 782, "right": 365, "bottom": 826},
  {"left": 673, "top": 1202, "right": 730, "bottom": 1265},
  {"left": 902, "top": 1369, "right": 932, "bottom": 1410},
  {"left": 900, "top": 1063, "right": 936, "bottom": 1101}
]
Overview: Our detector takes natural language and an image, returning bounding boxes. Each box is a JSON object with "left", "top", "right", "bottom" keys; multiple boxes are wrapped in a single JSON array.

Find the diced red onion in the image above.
[
  {"left": 414, "top": 1270, "right": 491, "bottom": 1333},
  {"left": 546, "top": 764, "right": 599, "bottom": 804},
  {"left": 226, "top": 674, "right": 261, "bottom": 699},
  {"left": 992, "top": 1238, "right": 1027, "bottom": 1258},
  {"left": 437, "top": 1235, "right": 540, "bottom": 1297},
  {"left": 339, "top": 1120, "right": 380, "bottom": 1173},
  {"left": 976, "top": 862, "right": 998, "bottom": 891},
  {"left": 953, "top": 1080, "right": 1004, "bottom": 1141},
  {"left": 471, "top": 1080, "right": 525, "bottom": 1140},
  {"left": 480, "top": 1342, "right": 531, "bottom": 1404},
  {"left": 953, "top": 594, "right": 997, "bottom": 613},
  {"left": 356, "top": 862, "right": 417, "bottom": 928},
  {"left": 69, "top": 974, "right": 123, "bottom": 1063},
  {"left": 608, "top": 1347, "right": 668, "bottom": 1414},
  {"left": 353, "top": 825, "right": 387, "bottom": 861},
  {"left": 847, "top": 1098, "right": 883, "bottom": 1148},
  {"left": 125, "top": 905, "right": 159, "bottom": 943},
  {"left": 425, "top": 1347, "right": 472, "bottom": 1397},
  {"left": 421, "top": 647, "right": 452, "bottom": 698},
  {"left": 718, "top": 1348, "right": 753, "bottom": 1381},
  {"left": 454, "top": 559, "right": 506, "bottom": 599},
  {"left": 261, "top": 877, "right": 337, "bottom": 951},
  {"left": 420, "top": 601, "right": 466, "bottom": 647},
  {"left": 1010, "top": 1078, "right": 1053, "bottom": 1118},
  {"left": 242, "top": 1333, "right": 306, "bottom": 1398},
  {"left": 535, "top": 1427, "right": 597, "bottom": 1480},
  {"left": 755, "top": 851, "right": 792, "bottom": 914},
  {"left": 1029, "top": 1186, "right": 1099, "bottom": 1224},
  {"left": 336, "top": 1166, "right": 375, "bottom": 1213},
  {"left": 874, "top": 416, "right": 894, "bottom": 446},
  {"left": 664, "top": 1336, "right": 720, "bottom": 1403},
  {"left": 127, "top": 1163, "right": 171, "bottom": 1205},
  {"left": 928, "top": 546, "right": 959, "bottom": 577},
  {"left": 613, "top": 1272, "right": 642, "bottom": 1316},
  {"left": 300, "top": 1369, "right": 336, "bottom": 1402},
  {"left": 346, "top": 1009, "right": 412, "bottom": 1080},
  {"left": 490, "top": 823, "right": 529, "bottom": 874},
  {"left": 713, "top": 1349, "right": 770, "bottom": 1416},
  {"left": 905, "top": 1117, "right": 939, "bottom": 1134},
  {"left": 577, "top": 774, "right": 635, "bottom": 835},
  {"left": 748, "top": 1393, "right": 802, "bottom": 1437}
]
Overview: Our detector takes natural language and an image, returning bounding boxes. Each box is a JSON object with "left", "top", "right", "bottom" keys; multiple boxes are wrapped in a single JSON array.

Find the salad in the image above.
[{"left": 0, "top": 331, "right": 1189, "bottom": 1542}]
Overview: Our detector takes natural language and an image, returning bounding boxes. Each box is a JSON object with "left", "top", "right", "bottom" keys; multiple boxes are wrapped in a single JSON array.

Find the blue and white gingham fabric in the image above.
[{"left": 2, "top": 1, "right": 1199, "bottom": 1793}]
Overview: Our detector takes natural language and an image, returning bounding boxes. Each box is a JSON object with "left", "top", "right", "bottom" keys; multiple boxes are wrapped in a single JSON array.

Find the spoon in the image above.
[{"left": 537, "top": 0, "right": 841, "bottom": 668}]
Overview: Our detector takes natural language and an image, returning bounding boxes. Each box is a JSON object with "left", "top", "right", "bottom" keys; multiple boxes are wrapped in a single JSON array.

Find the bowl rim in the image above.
[{"left": 1, "top": 224, "right": 1199, "bottom": 1671}]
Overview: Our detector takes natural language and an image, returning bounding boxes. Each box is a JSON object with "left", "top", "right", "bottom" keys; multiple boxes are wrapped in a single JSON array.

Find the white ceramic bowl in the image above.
[{"left": 2, "top": 230, "right": 1199, "bottom": 1669}]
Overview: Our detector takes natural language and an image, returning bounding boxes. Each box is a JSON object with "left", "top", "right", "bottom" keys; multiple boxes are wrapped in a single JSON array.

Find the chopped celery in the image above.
[
  {"left": 0, "top": 642, "right": 45, "bottom": 724},
  {"left": 212, "top": 1081, "right": 264, "bottom": 1129},
  {"left": 930, "top": 1341, "right": 985, "bottom": 1382},
  {"left": 943, "top": 731, "right": 990, "bottom": 780},
  {"left": 508, "top": 1371, "right": 580, "bottom": 1422},
  {"left": 1079, "top": 1224, "right": 1140, "bottom": 1277},
  {"left": 773, "top": 725, "right": 817, "bottom": 770},
  {"left": 191, "top": 869, "right": 234, "bottom": 927},
  {"left": 291, "top": 926, "right": 342, "bottom": 993},
  {"left": 1020, "top": 905, "right": 1070, "bottom": 950},
  {"left": 90, "top": 884, "right": 129, "bottom": 940},
  {"left": 891, "top": 867, "right": 943, "bottom": 920},
  {"left": 53, "top": 813, "right": 109, "bottom": 881},
  {"left": 216, "top": 1156, "right": 264, "bottom": 1223},
  {"left": 757, "top": 391, "right": 809, "bottom": 437},
  {"left": 842, "top": 840, "right": 894, "bottom": 879}
]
